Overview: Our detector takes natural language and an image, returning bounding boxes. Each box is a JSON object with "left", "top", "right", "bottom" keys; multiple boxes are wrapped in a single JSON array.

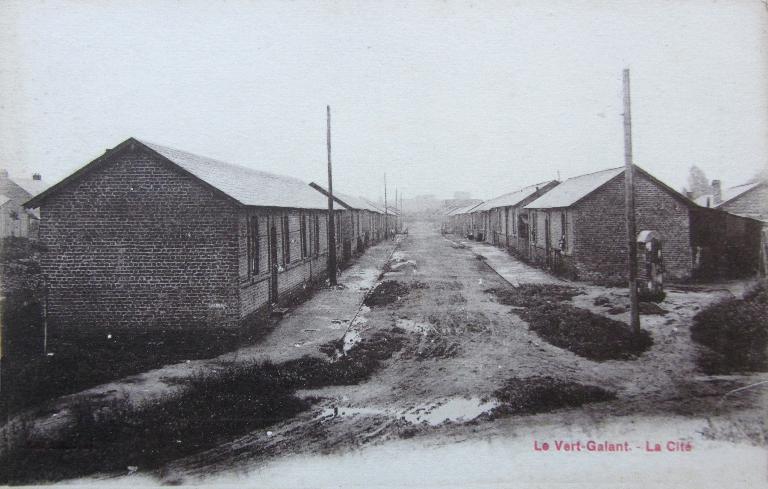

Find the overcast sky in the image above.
[{"left": 1, "top": 0, "right": 766, "bottom": 201}]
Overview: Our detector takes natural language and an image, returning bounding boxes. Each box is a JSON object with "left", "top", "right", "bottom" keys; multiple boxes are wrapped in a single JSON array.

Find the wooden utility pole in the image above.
[
  {"left": 326, "top": 105, "right": 337, "bottom": 286},
  {"left": 623, "top": 69, "right": 640, "bottom": 332},
  {"left": 395, "top": 187, "right": 398, "bottom": 234},
  {"left": 384, "top": 173, "right": 389, "bottom": 239}
]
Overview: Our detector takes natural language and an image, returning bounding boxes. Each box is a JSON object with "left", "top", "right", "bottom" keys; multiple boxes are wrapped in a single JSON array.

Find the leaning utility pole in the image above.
[
  {"left": 326, "top": 105, "right": 337, "bottom": 286},
  {"left": 623, "top": 69, "right": 640, "bottom": 332},
  {"left": 384, "top": 173, "right": 389, "bottom": 239}
]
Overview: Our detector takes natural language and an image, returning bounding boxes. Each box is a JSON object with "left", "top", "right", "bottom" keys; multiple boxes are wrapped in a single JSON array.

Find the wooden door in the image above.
[
  {"left": 544, "top": 213, "right": 551, "bottom": 268},
  {"left": 269, "top": 220, "right": 279, "bottom": 303}
]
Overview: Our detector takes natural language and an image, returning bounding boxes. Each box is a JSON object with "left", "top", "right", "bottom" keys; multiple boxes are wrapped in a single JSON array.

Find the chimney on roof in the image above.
[
  {"left": 32, "top": 173, "right": 41, "bottom": 181},
  {"left": 0, "top": 169, "right": 8, "bottom": 179},
  {"left": 712, "top": 180, "right": 722, "bottom": 206}
]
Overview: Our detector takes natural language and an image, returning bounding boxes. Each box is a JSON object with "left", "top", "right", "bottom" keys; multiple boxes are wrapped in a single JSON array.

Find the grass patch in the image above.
[
  {"left": 407, "top": 332, "right": 462, "bottom": 360},
  {"left": 0, "top": 329, "right": 408, "bottom": 484},
  {"left": 364, "top": 280, "right": 411, "bottom": 307},
  {"left": 491, "top": 376, "right": 616, "bottom": 416},
  {"left": 1, "top": 323, "right": 278, "bottom": 417},
  {"left": 1, "top": 365, "right": 311, "bottom": 484},
  {"left": 427, "top": 309, "right": 491, "bottom": 335},
  {"left": 484, "top": 284, "right": 583, "bottom": 308},
  {"left": 0, "top": 238, "right": 325, "bottom": 418},
  {"left": 691, "top": 282, "right": 768, "bottom": 374},
  {"left": 486, "top": 285, "right": 653, "bottom": 361},
  {"left": 523, "top": 302, "right": 653, "bottom": 361}
]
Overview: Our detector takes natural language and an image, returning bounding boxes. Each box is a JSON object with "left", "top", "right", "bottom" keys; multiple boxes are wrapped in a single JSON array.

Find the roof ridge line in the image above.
[
  {"left": 563, "top": 166, "right": 624, "bottom": 180},
  {"left": 137, "top": 139, "right": 307, "bottom": 185}
]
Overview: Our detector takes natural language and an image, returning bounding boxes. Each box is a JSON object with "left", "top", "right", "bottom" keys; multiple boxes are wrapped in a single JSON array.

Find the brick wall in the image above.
[
  {"left": 38, "top": 149, "right": 241, "bottom": 338},
  {"left": 238, "top": 208, "right": 331, "bottom": 318},
  {"left": 572, "top": 172, "right": 692, "bottom": 282},
  {"left": 720, "top": 183, "right": 768, "bottom": 221}
]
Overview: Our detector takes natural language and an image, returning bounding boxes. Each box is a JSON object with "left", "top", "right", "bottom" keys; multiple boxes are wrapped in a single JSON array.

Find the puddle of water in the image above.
[
  {"left": 402, "top": 397, "right": 499, "bottom": 425},
  {"left": 317, "top": 397, "right": 498, "bottom": 426}
]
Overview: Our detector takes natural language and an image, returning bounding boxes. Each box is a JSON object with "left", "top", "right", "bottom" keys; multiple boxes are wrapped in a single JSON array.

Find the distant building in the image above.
[
  {"left": 695, "top": 179, "right": 768, "bottom": 223},
  {"left": 470, "top": 180, "right": 559, "bottom": 248},
  {"left": 309, "top": 182, "right": 387, "bottom": 257},
  {"left": 0, "top": 170, "right": 46, "bottom": 238},
  {"left": 449, "top": 166, "right": 763, "bottom": 282},
  {"left": 524, "top": 167, "right": 762, "bottom": 282},
  {"left": 444, "top": 201, "right": 483, "bottom": 237}
]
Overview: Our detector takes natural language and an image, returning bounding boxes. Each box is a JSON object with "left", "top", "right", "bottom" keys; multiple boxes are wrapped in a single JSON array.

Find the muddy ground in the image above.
[{"left": 98, "top": 220, "right": 766, "bottom": 486}]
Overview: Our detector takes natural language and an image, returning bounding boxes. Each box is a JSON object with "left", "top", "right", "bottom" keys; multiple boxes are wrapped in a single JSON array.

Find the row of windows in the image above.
[
  {"left": 245, "top": 211, "right": 388, "bottom": 277},
  {"left": 246, "top": 213, "right": 326, "bottom": 277}
]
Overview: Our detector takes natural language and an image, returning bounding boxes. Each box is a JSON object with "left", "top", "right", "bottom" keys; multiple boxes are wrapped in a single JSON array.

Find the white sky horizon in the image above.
[{"left": 1, "top": 0, "right": 766, "bottom": 202}]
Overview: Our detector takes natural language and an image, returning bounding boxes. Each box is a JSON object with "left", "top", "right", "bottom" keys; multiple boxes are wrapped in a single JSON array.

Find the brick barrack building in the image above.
[
  {"left": 25, "top": 137, "right": 386, "bottom": 348},
  {"left": 446, "top": 165, "right": 763, "bottom": 283}
]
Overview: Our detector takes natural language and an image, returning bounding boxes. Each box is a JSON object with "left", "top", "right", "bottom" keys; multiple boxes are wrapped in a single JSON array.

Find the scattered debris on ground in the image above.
[
  {"left": 378, "top": 251, "right": 418, "bottom": 279},
  {"left": 691, "top": 282, "right": 768, "bottom": 374},
  {"left": 595, "top": 293, "right": 668, "bottom": 316},
  {"left": 489, "top": 376, "right": 616, "bottom": 417}
]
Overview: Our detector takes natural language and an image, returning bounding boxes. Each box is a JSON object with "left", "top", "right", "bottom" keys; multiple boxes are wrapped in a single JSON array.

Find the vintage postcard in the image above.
[{"left": 0, "top": 0, "right": 766, "bottom": 487}]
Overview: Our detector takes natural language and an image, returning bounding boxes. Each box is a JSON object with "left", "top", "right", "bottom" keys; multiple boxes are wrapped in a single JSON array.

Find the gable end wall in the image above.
[
  {"left": 572, "top": 172, "right": 692, "bottom": 282},
  {"left": 38, "top": 150, "right": 241, "bottom": 336},
  {"left": 720, "top": 184, "right": 768, "bottom": 221}
]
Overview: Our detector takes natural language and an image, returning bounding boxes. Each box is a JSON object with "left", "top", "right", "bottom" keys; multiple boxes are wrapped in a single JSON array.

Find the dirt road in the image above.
[{"left": 80, "top": 220, "right": 766, "bottom": 485}]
